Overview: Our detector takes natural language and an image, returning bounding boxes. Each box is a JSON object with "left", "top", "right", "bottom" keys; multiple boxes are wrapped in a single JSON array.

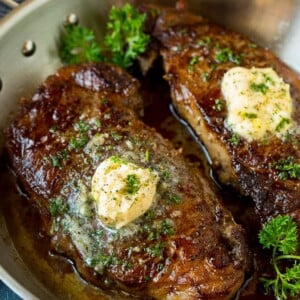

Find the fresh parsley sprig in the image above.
[
  {"left": 59, "top": 4, "right": 149, "bottom": 68},
  {"left": 104, "top": 4, "right": 150, "bottom": 68},
  {"left": 259, "top": 215, "right": 300, "bottom": 299},
  {"left": 60, "top": 25, "right": 103, "bottom": 65}
]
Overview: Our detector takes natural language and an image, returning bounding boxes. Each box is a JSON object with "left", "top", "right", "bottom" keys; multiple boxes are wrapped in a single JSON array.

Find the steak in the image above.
[
  {"left": 142, "top": 4, "right": 300, "bottom": 223},
  {"left": 5, "top": 63, "right": 249, "bottom": 299}
]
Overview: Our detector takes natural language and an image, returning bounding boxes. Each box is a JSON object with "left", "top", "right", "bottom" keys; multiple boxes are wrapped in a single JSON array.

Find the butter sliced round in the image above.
[
  {"left": 221, "top": 67, "right": 296, "bottom": 142},
  {"left": 91, "top": 156, "right": 159, "bottom": 229}
]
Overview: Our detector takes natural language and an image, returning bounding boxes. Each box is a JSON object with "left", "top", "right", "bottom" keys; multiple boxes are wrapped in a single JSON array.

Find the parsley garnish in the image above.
[
  {"left": 69, "top": 136, "right": 88, "bottom": 150},
  {"left": 59, "top": 4, "right": 149, "bottom": 68},
  {"left": 259, "top": 215, "right": 300, "bottom": 299},
  {"left": 49, "top": 197, "right": 69, "bottom": 216},
  {"left": 144, "top": 149, "right": 150, "bottom": 162},
  {"left": 201, "top": 72, "right": 210, "bottom": 82},
  {"left": 51, "top": 155, "right": 61, "bottom": 168},
  {"left": 198, "top": 36, "right": 211, "bottom": 47},
  {"left": 104, "top": 4, "right": 150, "bottom": 68},
  {"left": 271, "top": 157, "right": 300, "bottom": 180},
  {"left": 243, "top": 112, "right": 258, "bottom": 119},
  {"left": 167, "top": 193, "right": 181, "bottom": 204},
  {"left": 215, "top": 47, "right": 241, "bottom": 64},
  {"left": 75, "top": 120, "right": 90, "bottom": 133},
  {"left": 250, "top": 82, "right": 269, "bottom": 94},
  {"left": 86, "top": 254, "right": 124, "bottom": 269},
  {"left": 146, "top": 242, "right": 165, "bottom": 259},
  {"left": 161, "top": 170, "right": 170, "bottom": 181},
  {"left": 275, "top": 118, "right": 290, "bottom": 132},
  {"left": 188, "top": 56, "right": 199, "bottom": 72},
  {"left": 160, "top": 219, "right": 174, "bottom": 235},
  {"left": 212, "top": 99, "right": 223, "bottom": 111},
  {"left": 49, "top": 149, "right": 69, "bottom": 168},
  {"left": 110, "top": 155, "right": 125, "bottom": 164},
  {"left": 229, "top": 133, "right": 240, "bottom": 146},
  {"left": 59, "top": 25, "right": 103, "bottom": 65},
  {"left": 90, "top": 229, "right": 104, "bottom": 242},
  {"left": 125, "top": 174, "right": 141, "bottom": 194},
  {"left": 111, "top": 132, "right": 123, "bottom": 141}
]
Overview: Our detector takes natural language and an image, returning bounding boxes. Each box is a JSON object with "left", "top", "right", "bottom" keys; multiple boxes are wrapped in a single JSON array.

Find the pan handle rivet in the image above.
[
  {"left": 64, "top": 13, "right": 79, "bottom": 26},
  {"left": 22, "top": 40, "right": 36, "bottom": 57}
]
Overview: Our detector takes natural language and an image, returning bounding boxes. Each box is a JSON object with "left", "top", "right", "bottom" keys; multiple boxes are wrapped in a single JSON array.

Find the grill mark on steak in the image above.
[
  {"left": 5, "top": 63, "right": 249, "bottom": 299},
  {"left": 142, "top": 4, "right": 300, "bottom": 223}
]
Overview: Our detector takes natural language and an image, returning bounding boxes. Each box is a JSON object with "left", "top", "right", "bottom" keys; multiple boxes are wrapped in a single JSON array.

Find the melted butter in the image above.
[
  {"left": 91, "top": 156, "right": 159, "bottom": 229},
  {"left": 221, "top": 67, "right": 296, "bottom": 141}
]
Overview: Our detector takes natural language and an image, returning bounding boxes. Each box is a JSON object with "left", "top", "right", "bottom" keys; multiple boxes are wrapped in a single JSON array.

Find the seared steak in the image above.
[
  {"left": 143, "top": 5, "right": 300, "bottom": 222},
  {"left": 5, "top": 63, "right": 249, "bottom": 299}
]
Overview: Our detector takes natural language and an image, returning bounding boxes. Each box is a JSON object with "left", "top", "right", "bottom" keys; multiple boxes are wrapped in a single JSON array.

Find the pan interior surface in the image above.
[{"left": 0, "top": 0, "right": 300, "bottom": 299}]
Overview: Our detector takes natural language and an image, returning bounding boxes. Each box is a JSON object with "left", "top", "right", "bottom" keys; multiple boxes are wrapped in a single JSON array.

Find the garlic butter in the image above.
[
  {"left": 91, "top": 156, "right": 159, "bottom": 229},
  {"left": 221, "top": 67, "right": 296, "bottom": 141}
]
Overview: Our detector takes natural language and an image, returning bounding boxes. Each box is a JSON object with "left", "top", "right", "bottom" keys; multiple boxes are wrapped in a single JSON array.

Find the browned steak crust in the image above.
[
  {"left": 5, "top": 63, "right": 249, "bottom": 299},
  {"left": 143, "top": 5, "right": 300, "bottom": 222}
]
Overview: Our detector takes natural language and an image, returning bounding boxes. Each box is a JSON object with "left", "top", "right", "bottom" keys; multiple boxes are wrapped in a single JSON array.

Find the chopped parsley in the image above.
[
  {"left": 201, "top": 72, "right": 210, "bottom": 82},
  {"left": 92, "top": 118, "right": 102, "bottom": 128},
  {"left": 110, "top": 155, "right": 124, "bottom": 164},
  {"left": 49, "top": 149, "right": 69, "bottom": 168},
  {"left": 49, "top": 125, "right": 58, "bottom": 133},
  {"left": 243, "top": 112, "right": 258, "bottom": 119},
  {"left": 145, "top": 210, "right": 156, "bottom": 221},
  {"left": 86, "top": 254, "right": 125, "bottom": 270},
  {"left": 90, "top": 229, "right": 104, "bottom": 242},
  {"left": 188, "top": 56, "right": 199, "bottom": 72},
  {"left": 101, "top": 98, "right": 108, "bottom": 105},
  {"left": 215, "top": 47, "right": 241, "bottom": 64},
  {"left": 144, "top": 149, "right": 150, "bottom": 162},
  {"left": 161, "top": 170, "right": 170, "bottom": 181},
  {"left": 212, "top": 99, "right": 223, "bottom": 111},
  {"left": 229, "top": 133, "right": 240, "bottom": 146},
  {"left": 75, "top": 120, "right": 90, "bottom": 133},
  {"left": 263, "top": 73, "right": 275, "bottom": 85},
  {"left": 125, "top": 174, "right": 141, "bottom": 194},
  {"left": 160, "top": 219, "right": 174, "bottom": 235},
  {"left": 147, "top": 219, "right": 174, "bottom": 240},
  {"left": 49, "top": 197, "right": 69, "bottom": 216},
  {"left": 250, "top": 82, "right": 269, "bottom": 94},
  {"left": 69, "top": 136, "right": 88, "bottom": 149},
  {"left": 146, "top": 242, "right": 165, "bottom": 259},
  {"left": 275, "top": 117, "right": 290, "bottom": 132},
  {"left": 51, "top": 155, "right": 61, "bottom": 168},
  {"left": 198, "top": 36, "right": 211, "bottom": 47},
  {"left": 167, "top": 193, "right": 181, "bottom": 204},
  {"left": 271, "top": 157, "right": 300, "bottom": 180},
  {"left": 111, "top": 132, "right": 123, "bottom": 141}
]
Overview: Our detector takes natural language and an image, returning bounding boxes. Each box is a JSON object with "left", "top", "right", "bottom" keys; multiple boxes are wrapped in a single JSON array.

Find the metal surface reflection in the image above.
[{"left": 176, "top": 0, "right": 300, "bottom": 71}]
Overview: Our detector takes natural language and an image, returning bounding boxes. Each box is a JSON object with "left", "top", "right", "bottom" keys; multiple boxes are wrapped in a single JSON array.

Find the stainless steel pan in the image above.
[{"left": 0, "top": 0, "right": 300, "bottom": 298}]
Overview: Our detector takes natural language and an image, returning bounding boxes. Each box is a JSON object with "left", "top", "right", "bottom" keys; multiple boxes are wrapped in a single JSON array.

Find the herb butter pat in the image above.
[
  {"left": 91, "top": 156, "right": 159, "bottom": 229},
  {"left": 221, "top": 67, "right": 296, "bottom": 141}
]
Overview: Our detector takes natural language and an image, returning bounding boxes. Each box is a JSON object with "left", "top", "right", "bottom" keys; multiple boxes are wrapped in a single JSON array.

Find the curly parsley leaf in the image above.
[
  {"left": 59, "top": 4, "right": 149, "bottom": 68},
  {"left": 104, "top": 4, "right": 150, "bottom": 68},
  {"left": 259, "top": 215, "right": 298, "bottom": 255},
  {"left": 259, "top": 215, "right": 300, "bottom": 299},
  {"left": 60, "top": 25, "right": 103, "bottom": 64}
]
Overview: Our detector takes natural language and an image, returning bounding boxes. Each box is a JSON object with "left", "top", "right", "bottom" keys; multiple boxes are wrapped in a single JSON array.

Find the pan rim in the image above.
[{"left": 0, "top": 1, "right": 50, "bottom": 298}]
